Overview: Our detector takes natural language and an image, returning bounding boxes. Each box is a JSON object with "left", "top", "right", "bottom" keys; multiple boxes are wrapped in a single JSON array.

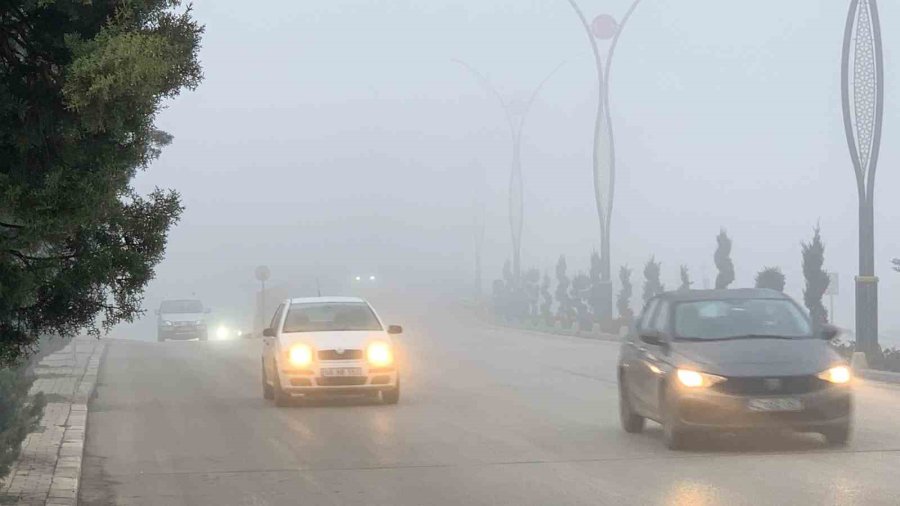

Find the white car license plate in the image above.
[
  {"left": 322, "top": 367, "right": 363, "bottom": 378},
  {"left": 747, "top": 398, "right": 803, "bottom": 412}
]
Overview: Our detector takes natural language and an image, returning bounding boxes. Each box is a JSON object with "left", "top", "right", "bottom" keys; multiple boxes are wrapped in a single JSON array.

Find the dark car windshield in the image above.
[
  {"left": 283, "top": 302, "right": 382, "bottom": 332},
  {"left": 674, "top": 298, "right": 812, "bottom": 340},
  {"left": 159, "top": 300, "right": 204, "bottom": 314}
]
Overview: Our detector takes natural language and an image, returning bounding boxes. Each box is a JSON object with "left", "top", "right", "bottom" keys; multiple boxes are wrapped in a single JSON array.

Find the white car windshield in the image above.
[
  {"left": 159, "top": 300, "right": 204, "bottom": 314},
  {"left": 674, "top": 298, "right": 812, "bottom": 340},
  {"left": 283, "top": 303, "right": 382, "bottom": 332}
]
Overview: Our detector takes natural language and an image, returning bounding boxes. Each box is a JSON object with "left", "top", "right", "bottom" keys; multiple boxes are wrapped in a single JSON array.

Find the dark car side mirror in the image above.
[
  {"left": 387, "top": 325, "right": 403, "bottom": 335},
  {"left": 820, "top": 324, "right": 840, "bottom": 341},
  {"left": 262, "top": 328, "right": 276, "bottom": 338},
  {"left": 640, "top": 330, "right": 665, "bottom": 347}
]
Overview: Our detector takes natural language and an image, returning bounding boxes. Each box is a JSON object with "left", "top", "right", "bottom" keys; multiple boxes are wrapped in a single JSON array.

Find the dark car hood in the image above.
[{"left": 670, "top": 338, "right": 842, "bottom": 377}]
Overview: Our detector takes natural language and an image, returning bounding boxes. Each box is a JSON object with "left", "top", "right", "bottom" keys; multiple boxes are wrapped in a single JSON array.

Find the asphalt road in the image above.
[{"left": 80, "top": 298, "right": 900, "bottom": 505}]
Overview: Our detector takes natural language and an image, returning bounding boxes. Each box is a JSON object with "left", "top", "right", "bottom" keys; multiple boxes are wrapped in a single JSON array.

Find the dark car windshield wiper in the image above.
[{"left": 678, "top": 334, "right": 804, "bottom": 342}]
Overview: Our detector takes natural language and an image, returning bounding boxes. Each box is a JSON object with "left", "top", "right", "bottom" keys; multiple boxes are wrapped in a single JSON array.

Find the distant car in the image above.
[
  {"left": 156, "top": 299, "right": 210, "bottom": 342},
  {"left": 618, "top": 289, "right": 852, "bottom": 450},
  {"left": 261, "top": 296, "right": 403, "bottom": 406}
]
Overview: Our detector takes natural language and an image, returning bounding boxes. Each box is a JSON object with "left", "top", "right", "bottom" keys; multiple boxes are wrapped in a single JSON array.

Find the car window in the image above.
[
  {"left": 269, "top": 304, "right": 284, "bottom": 331},
  {"left": 652, "top": 302, "right": 670, "bottom": 333},
  {"left": 674, "top": 298, "right": 812, "bottom": 339},
  {"left": 283, "top": 303, "right": 382, "bottom": 333},
  {"left": 638, "top": 300, "right": 658, "bottom": 331}
]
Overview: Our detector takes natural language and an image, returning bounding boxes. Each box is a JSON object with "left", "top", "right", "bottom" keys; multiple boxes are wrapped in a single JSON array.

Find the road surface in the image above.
[{"left": 80, "top": 297, "right": 900, "bottom": 505}]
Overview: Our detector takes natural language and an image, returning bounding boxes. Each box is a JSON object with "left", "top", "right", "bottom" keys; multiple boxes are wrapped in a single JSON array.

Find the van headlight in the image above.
[
  {"left": 817, "top": 365, "right": 851, "bottom": 384},
  {"left": 676, "top": 369, "right": 726, "bottom": 388},
  {"left": 288, "top": 344, "right": 314, "bottom": 368},
  {"left": 367, "top": 342, "right": 393, "bottom": 368}
]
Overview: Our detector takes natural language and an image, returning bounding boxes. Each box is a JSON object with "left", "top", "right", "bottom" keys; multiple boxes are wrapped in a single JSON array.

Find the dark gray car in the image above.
[{"left": 618, "top": 288, "right": 852, "bottom": 450}]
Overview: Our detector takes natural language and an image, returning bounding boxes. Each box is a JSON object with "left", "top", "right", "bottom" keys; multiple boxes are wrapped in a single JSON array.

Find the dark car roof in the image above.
[{"left": 654, "top": 288, "right": 790, "bottom": 303}]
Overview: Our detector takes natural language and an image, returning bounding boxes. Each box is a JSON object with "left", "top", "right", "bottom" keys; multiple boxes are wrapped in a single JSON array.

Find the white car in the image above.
[{"left": 261, "top": 297, "right": 402, "bottom": 406}]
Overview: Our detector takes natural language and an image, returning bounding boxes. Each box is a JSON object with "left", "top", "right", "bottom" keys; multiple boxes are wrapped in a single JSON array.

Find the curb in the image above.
[
  {"left": 858, "top": 368, "right": 900, "bottom": 385},
  {"left": 2, "top": 338, "right": 105, "bottom": 506},
  {"left": 485, "top": 321, "right": 622, "bottom": 344}
]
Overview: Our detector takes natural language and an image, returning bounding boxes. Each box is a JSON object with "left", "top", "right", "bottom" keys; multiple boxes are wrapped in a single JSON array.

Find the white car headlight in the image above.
[
  {"left": 215, "top": 325, "right": 229, "bottom": 340},
  {"left": 288, "top": 344, "right": 314, "bottom": 368},
  {"left": 817, "top": 365, "right": 851, "bottom": 384},
  {"left": 367, "top": 341, "right": 393, "bottom": 368},
  {"left": 676, "top": 369, "right": 726, "bottom": 388}
]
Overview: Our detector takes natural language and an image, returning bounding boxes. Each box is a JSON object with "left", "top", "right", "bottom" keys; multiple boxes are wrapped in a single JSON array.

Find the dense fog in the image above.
[{"left": 115, "top": 0, "right": 900, "bottom": 342}]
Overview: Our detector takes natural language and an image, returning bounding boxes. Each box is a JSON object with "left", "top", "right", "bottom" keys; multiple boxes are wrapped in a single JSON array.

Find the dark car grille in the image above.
[
  {"left": 318, "top": 349, "right": 363, "bottom": 361},
  {"left": 713, "top": 375, "right": 828, "bottom": 396},
  {"left": 317, "top": 377, "right": 367, "bottom": 386}
]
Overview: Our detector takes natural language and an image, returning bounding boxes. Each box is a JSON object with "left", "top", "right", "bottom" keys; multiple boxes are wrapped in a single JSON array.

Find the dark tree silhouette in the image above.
[
  {"left": 802, "top": 226, "right": 830, "bottom": 329},
  {"left": 643, "top": 257, "right": 665, "bottom": 304},
  {"left": 617, "top": 266, "right": 634, "bottom": 324},
  {"left": 755, "top": 267, "right": 786, "bottom": 292},
  {"left": 714, "top": 229, "right": 735, "bottom": 289},
  {"left": 679, "top": 265, "right": 693, "bottom": 291},
  {"left": 555, "top": 256, "right": 573, "bottom": 329},
  {"left": 540, "top": 273, "right": 554, "bottom": 326},
  {"left": 571, "top": 273, "right": 593, "bottom": 331}
]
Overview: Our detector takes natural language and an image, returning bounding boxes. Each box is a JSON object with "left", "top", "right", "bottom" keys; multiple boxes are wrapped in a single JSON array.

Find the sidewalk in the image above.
[{"left": 1, "top": 337, "right": 105, "bottom": 506}]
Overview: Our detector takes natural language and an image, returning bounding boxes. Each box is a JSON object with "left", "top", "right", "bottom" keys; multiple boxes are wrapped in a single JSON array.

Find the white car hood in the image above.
[
  {"left": 161, "top": 312, "right": 205, "bottom": 323},
  {"left": 279, "top": 330, "right": 391, "bottom": 351}
]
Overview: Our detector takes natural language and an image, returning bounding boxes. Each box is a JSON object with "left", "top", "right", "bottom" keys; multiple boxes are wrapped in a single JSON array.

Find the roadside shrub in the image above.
[
  {"left": 540, "top": 273, "right": 554, "bottom": 326},
  {"left": 571, "top": 273, "right": 593, "bottom": 332},
  {"left": 555, "top": 256, "right": 574, "bottom": 329},
  {"left": 755, "top": 267, "right": 786, "bottom": 292},
  {"left": 802, "top": 226, "right": 829, "bottom": 329},
  {"left": 0, "top": 366, "right": 46, "bottom": 479},
  {"left": 714, "top": 229, "right": 735, "bottom": 289},
  {"left": 617, "top": 266, "right": 634, "bottom": 324},
  {"left": 643, "top": 257, "right": 664, "bottom": 303},
  {"left": 679, "top": 265, "right": 692, "bottom": 291}
]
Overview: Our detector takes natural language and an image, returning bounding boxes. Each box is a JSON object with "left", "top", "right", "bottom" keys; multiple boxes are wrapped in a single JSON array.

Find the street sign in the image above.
[
  {"left": 254, "top": 265, "right": 271, "bottom": 283},
  {"left": 826, "top": 273, "right": 839, "bottom": 296}
]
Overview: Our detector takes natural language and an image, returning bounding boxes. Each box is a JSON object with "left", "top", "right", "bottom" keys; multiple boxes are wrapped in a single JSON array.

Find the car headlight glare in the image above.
[
  {"left": 216, "top": 325, "right": 229, "bottom": 340},
  {"left": 367, "top": 342, "right": 393, "bottom": 367},
  {"left": 817, "top": 365, "right": 851, "bottom": 384},
  {"left": 676, "top": 369, "right": 726, "bottom": 388},
  {"left": 288, "top": 344, "right": 314, "bottom": 368}
]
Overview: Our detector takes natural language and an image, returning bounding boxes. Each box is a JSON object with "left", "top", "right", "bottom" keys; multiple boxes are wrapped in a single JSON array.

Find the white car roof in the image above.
[{"left": 288, "top": 296, "right": 367, "bottom": 305}]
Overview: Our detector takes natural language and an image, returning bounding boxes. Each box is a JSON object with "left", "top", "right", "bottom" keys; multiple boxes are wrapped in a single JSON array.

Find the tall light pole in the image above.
[
  {"left": 472, "top": 161, "right": 487, "bottom": 299},
  {"left": 842, "top": 0, "right": 884, "bottom": 360},
  {"left": 564, "top": 0, "right": 643, "bottom": 323},
  {"left": 454, "top": 60, "right": 563, "bottom": 279}
]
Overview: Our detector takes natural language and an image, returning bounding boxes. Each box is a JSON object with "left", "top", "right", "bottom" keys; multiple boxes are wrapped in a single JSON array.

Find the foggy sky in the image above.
[{"left": 121, "top": 0, "right": 900, "bottom": 340}]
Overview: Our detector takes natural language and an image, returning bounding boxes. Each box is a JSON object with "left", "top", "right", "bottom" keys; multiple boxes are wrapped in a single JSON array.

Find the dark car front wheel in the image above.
[
  {"left": 821, "top": 423, "right": 851, "bottom": 447},
  {"left": 662, "top": 387, "right": 693, "bottom": 450},
  {"left": 262, "top": 360, "right": 274, "bottom": 400},
  {"left": 382, "top": 377, "right": 400, "bottom": 405},
  {"left": 618, "top": 378, "right": 645, "bottom": 433}
]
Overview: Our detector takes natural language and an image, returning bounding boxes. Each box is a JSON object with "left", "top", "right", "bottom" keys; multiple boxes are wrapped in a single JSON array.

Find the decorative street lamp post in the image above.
[
  {"left": 564, "top": 0, "right": 644, "bottom": 324},
  {"left": 454, "top": 60, "right": 563, "bottom": 278},
  {"left": 841, "top": 0, "right": 884, "bottom": 360},
  {"left": 472, "top": 161, "right": 487, "bottom": 298}
]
